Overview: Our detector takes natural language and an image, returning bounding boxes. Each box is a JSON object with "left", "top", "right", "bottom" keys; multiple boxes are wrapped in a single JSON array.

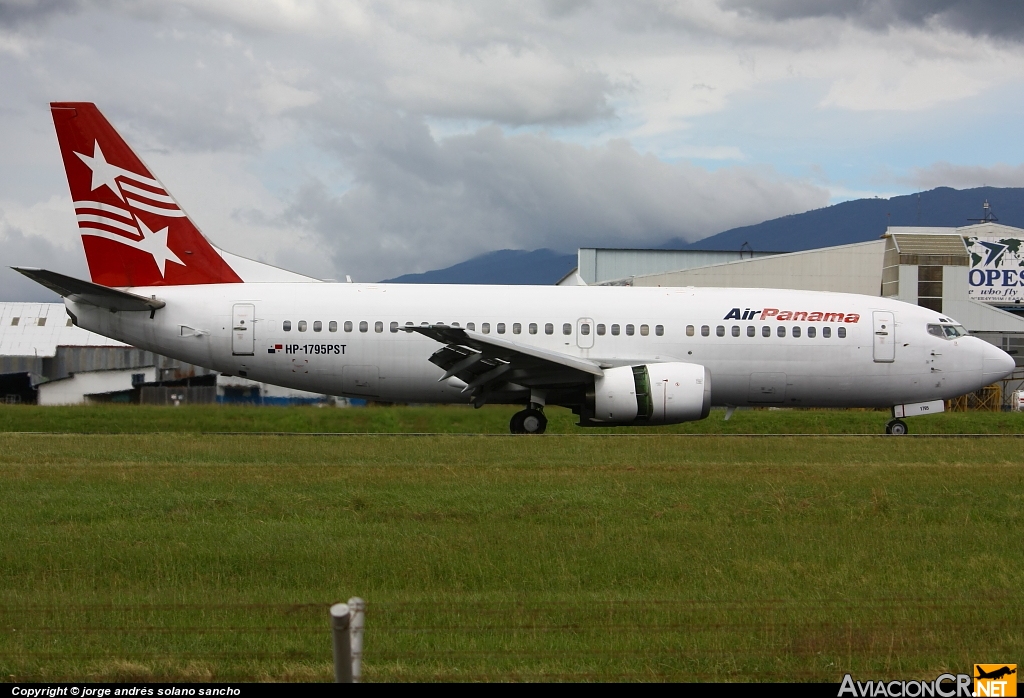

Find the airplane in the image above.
[
  {"left": 976, "top": 666, "right": 1016, "bottom": 681},
  {"left": 12, "top": 102, "right": 1017, "bottom": 435}
]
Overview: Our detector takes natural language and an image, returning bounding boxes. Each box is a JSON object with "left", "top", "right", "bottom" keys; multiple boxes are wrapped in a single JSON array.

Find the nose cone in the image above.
[{"left": 982, "top": 342, "right": 1016, "bottom": 382}]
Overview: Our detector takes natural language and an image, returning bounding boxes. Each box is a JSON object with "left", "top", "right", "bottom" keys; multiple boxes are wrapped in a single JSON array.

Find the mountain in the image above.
[
  {"left": 382, "top": 187, "right": 1024, "bottom": 283},
  {"left": 671, "top": 186, "right": 1024, "bottom": 252},
  {"left": 384, "top": 248, "right": 577, "bottom": 285}
]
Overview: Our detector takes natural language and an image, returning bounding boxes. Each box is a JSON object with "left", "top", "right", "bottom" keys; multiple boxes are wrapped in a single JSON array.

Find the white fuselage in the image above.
[{"left": 65, "top": 283, "right": 1012, "bottom": 411}]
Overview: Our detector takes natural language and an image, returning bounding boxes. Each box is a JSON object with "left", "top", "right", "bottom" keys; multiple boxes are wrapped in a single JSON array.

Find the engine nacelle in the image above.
[{"left": 591, "top": 362, "right": 711, "bottom": 425}]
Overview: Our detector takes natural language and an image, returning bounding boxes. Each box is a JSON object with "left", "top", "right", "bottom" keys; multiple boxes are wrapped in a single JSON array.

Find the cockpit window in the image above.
[{"left": 928, "top": 323, "right": 968, "bottom": 339}]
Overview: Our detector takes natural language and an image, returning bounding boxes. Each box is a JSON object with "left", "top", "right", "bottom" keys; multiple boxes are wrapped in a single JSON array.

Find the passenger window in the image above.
[
  {"left": 329, "top": 321, "right": 337, "bottom": 332},
  {"left": 563, "top": 323, "right": 572, "bottom": 335},
  {"left": 746, "top": 326, "right": 755, "bottom": 337},
  {"left": 762, "top": 326, "right": 770, "bottom": 337},
  {"left": 37, "top": 318, "right": 46, "bottom": 326},
  {"left": 655, "top": 325, "right": 664, "bottom": 336},
  {"left": 625, "top": 324, "right": 635, "bottom": 336},
  {"left": 313, "top": 321, "right": 322, "bottom": 332},
  {"left": 482, "top": 323, "right": 490, "bottom": 334},
  {"left": 497, "top": 323, "right": 505, "bottom": 334},
  {"left": 359, "top": 321, "right": 368, "bottom": 333},
  {"left": 716, "top": 326, "right": 725, "bottom": 337},
  {"left": 513, "top": 323, "right": 521, "bottom": 334},
  {"left": 793, "top": 326, "right": 801, "bottom": 338},
  {"left": 807, "top": 326, "right": 816, "bottom": 338},
  {"left": 530, "top": 323, "right": 538, "bottom": 334},
  {"left": 298, "top": 321, "right": 307, "bottom": 332},
  {"left": 732, "top": 326, "right": 740, "bottom": 337},
  {"left": 640, "top": 324, "right": 649, "bottom": 336},
  {"left": 686, "top": 325, "right": 695, "bottom": 337},
  {"left": 390, "top": 321, "right": 399, "bottom": 333},
  {"left": 467, "top": 322, "right": 476, "bottom": 331},
  {"left": 375, "top": 321, "right": 383, "bottom": 333},
  {"left": 344, "top": 321, "right": 353, "bottom": 332},
  {"left": 701, "top": 325, "right": 710, "bottom": 337},
  {"left": 581, "top": 323, "right": 591, "bottom": 335},
  {"left": 545, "top": 323, "right": 554, "bottom": 335},
  {"left": 452, "top": 322, "right": 460, "bottom": 328},
  {"left": 283, "top": 320, "right": 292, "bottom": 331},
  {"left": 66, "top": 318, "right": 73, "bottom": 327},
  {"left": 10, "top": 318, "right": 18, "bottom": 326},
  {"left": 777, "top": 326, "right": 786, "bottom": 337},
  {"left": 838, "top": 327, "right": 846, "bottom": 338},
  {"left": 596, "top": 324, "right": 605, "bottom": 335},
  {"left": 611, "top": 324, "right": 620, "bottom": 336},
  {"left": 823, "top": 326, "right": 831, "bottom": 338}
]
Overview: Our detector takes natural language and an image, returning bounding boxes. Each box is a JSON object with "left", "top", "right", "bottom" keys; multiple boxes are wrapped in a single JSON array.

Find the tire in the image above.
[
  {"left": 520, "top": 408, "right": 547, "bottom": 434},
  {"left": 509, "top": 411, "right": 526, "bottom": 434},
  {"left": 887, "top": 419, "right": 908, "bottom": 436}
]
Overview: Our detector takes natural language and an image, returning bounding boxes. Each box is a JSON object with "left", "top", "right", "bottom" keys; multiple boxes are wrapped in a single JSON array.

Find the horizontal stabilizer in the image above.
[{"left": 11, "top": 267, "right": 165, "bottom": 312}]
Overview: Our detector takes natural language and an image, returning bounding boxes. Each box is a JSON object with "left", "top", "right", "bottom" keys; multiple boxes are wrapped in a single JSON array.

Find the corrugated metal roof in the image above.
[
  {"left": 887, "top": 233, "right": 969, "bottom": 266},
  {"left": 0, "top": 302, "right": 127, "bottom": 357}
]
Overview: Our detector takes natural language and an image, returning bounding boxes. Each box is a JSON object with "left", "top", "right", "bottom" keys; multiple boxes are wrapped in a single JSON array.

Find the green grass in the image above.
[
  {"left": 3, "top": 402, "right": 1024, "bottom": 434},
  {"left": 1, "top": 427, "right": 1022, "bottom": 682}
]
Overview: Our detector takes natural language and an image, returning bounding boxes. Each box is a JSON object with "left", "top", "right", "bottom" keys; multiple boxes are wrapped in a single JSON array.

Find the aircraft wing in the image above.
[
  {"left": 406, "top": 324, "right": 603, "bottom": 406},
  {"left": 12, "top": 267, "right": 165, "bottom": 312}
]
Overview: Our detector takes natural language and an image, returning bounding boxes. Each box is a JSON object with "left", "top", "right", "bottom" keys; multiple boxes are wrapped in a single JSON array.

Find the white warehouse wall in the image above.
[{"left": 38, "top": 367, "right": 158, "bottom": 405}]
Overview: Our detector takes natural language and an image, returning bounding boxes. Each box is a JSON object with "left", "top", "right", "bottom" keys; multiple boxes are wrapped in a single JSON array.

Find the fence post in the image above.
[
  {"left": 348, "top": 597, "right": 365, "bottom": 683},
  {"left": 330, "top": 603, "right": 353, "bottom": 683}
]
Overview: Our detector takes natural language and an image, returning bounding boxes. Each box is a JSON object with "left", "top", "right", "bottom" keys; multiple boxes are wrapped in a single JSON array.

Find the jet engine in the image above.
[{"left": 588, "top": 362, "right": 711, "bottom": 425}]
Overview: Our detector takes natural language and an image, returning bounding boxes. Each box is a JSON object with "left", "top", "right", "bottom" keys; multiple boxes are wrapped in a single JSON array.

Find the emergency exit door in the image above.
[
  {"left": 873, "top": 311, "right": 895, "bottom": 363},
  {"left": 232, "top": 303, "right": 255, "bottom": 356}
]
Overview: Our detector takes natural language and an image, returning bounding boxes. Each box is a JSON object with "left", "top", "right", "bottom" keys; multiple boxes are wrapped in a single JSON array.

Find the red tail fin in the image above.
[{"left": 51, "top": 102, "right": 242, "bottom": 287}]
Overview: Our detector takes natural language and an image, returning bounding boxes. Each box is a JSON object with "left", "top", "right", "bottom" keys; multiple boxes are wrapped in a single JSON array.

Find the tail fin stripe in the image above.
[
  {"left": 76, "top": 214, "right": 140, "bottom": 236},
  {"left": 82, "top": 229, "right": 150, "bottom": 249},
  {"left": 120, "top": 182, "right": 177, "bottom": 204},
  {"left": 74, "top": 201, "right": 135, "bottom": 222},
  {"left": 124, "top": 198, "right": 186, "bottom": 217}
]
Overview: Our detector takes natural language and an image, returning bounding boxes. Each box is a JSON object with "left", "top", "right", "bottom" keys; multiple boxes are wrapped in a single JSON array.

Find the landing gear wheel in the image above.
[
  {"left": 886, "top": 419, "right": 908, "bottom": 436},
  {"left": 510, "top": 408, "right": 547, "bottom": 434}
]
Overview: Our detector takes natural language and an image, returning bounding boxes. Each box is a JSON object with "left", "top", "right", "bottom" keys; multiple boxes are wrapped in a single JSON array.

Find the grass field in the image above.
[
  {"left": 1, "top": 406, "right": 1022, "bottom": 682},
  {"left": 4, "top": 402, "right": 1024, "bottom": 434}
]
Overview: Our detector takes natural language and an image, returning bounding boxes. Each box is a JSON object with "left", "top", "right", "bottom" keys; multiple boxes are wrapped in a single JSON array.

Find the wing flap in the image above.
[{"left": 407, "top": 324, "right": 602, "bottom": 405}]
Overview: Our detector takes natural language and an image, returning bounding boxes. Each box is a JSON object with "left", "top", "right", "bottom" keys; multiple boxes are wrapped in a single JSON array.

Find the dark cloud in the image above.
[
  {"left": 906, "top": 162, "right": 1024, "bottom": 189},
  {"left": 275, "top": 116, "right": 828, "bottom": 281},
  {"left": 0, "top": 0, "right": 82, "bottom": 27},
  {"left": 723, "top": 0, "right": 1024, "bottom": 40},
  {"left": 0, "top": 224, "right": 86, "bottom": 301}
]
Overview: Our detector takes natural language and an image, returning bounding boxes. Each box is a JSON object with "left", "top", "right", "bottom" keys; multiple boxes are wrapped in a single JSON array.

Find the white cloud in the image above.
[{"left": 1, "top": 0, "right": 1023, "bottom": 290}]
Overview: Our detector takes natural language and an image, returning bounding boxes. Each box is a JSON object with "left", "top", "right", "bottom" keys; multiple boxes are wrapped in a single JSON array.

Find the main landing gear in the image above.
[
  {"left": 510, "top": 406, "right": 548, "bottom": 434},
  {"left": 885, "top": 419, "right": 908, "bottom": 435}
]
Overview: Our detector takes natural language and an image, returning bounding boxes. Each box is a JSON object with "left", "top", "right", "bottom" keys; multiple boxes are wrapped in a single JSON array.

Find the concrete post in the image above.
[
  {"left": 348, "top": 597, "right": 365, "bottom": 683},
  {"left": 330, "top": 602, "right": 352, "bottom": 683}
]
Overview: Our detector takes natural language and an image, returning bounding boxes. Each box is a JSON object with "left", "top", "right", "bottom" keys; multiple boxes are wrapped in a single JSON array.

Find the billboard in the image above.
[{"left": 966, "top": 236, "right": 1024, "bottom": 304}]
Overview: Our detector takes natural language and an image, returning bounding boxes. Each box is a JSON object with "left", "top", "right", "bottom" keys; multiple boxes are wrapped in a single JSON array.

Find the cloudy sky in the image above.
[{"left": 2, "top": 0, "right": 1024, "bottom": 299}]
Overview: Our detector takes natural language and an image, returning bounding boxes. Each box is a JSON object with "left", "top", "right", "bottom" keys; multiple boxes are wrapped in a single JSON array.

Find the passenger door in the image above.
[
  {"left": 231, "top": 303, "right": 255, "bottom": 356},
  {"left": 873, "top": 311, "right": 895, "bottom": 363}
]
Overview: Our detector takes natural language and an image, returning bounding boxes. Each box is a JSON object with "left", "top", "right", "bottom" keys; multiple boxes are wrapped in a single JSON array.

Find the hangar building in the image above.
[
  {"left": 0, "top": 302, "right": 332, "bottom": 406},
  {"left": 558, "top": 222, "right": 1024, "bottom": 403}
]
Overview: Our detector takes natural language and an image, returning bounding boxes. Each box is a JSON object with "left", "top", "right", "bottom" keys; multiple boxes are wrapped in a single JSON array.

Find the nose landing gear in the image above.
[
  {"left": 510, "top": 405, "right": 548, "bottom": 434},
  {"left": 885, "top": 419, "right": 908, "bottom": 435}
]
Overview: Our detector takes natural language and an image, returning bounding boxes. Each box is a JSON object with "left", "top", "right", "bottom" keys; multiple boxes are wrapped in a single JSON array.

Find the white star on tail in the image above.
[
  {"left": 74, "top": 141, "right": 128, "bottom": 201},
  {"left": 135, "top": 217, "right": 184, "bottom": 277}
]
